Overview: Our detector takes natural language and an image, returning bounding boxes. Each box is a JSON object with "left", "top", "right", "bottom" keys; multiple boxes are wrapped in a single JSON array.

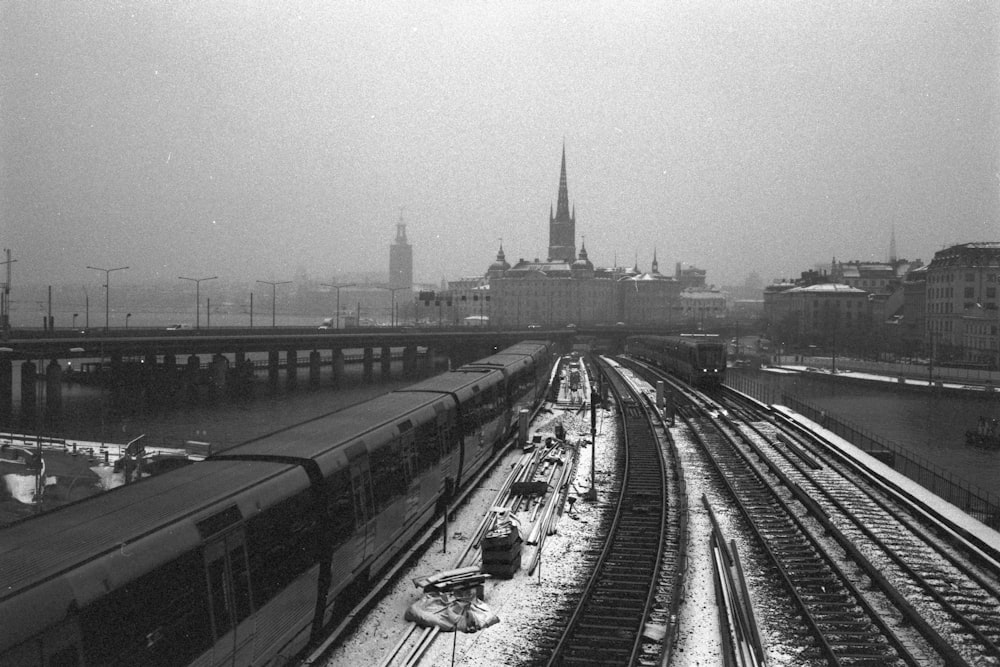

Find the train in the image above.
[
  {"left": 625, "top": 334, "right": 727, "bottom": 387},
  {"left": 0, "top": 340, "right": 556, "bottom": 667}
]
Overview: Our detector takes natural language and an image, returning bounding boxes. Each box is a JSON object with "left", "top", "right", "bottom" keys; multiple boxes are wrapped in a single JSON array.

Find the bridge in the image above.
[{"left": 0, "top": 326, "right": 609, "bottom": 425}]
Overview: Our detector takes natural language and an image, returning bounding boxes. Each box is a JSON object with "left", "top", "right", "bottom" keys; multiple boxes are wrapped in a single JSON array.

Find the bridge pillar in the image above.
[
  {"left": 403, "top": 345, "right": 417, "bottom": 378},
  {"left": 20, "top": 360, "right": 36, "bottom": 425},
  {"left": 162, "top": 353, "right": 178, "bottom": 402},
  {"left": 331, "top": 348, "right": 344, "bottom": 387},
  {"left": 363, "top": 347, "right": 374, "bottom": 383},
  {"left": 268, "top": 349, "right": 280, "bottom": 391},
  {"left": 45, "top": 359, "right": 62, "bottom": 418},
  {"left": 233, "top": 351, "right": 253, "bottom": 397},
  {"left": 309, "top": 350, "right": 321, "bottom": 387},
  {"left": 109, "top": 353, "right": 124, "bottom": 406},
  {"left": 0, "top": 358, "right": 11, "bottom": 425},
  {"left": 380, "top": 346, "right": 392, "bottom": 380},
  {"left": 185, "top": 355, "right": 200, "bottom": 403},
  {"left": 210, "top": 354, "right": 228, "bottom": 397},
  {"left": 286, "top": 349, "right": 297, "bottom": 389}
]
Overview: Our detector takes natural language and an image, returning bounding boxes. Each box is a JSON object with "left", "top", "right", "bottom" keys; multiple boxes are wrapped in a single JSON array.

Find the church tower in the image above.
[
  {"left": 547, "top": 144, "right": 576, "bottom": 263},
  {"left": 389, "top": 212, "right": 413, "bottom": 289}
]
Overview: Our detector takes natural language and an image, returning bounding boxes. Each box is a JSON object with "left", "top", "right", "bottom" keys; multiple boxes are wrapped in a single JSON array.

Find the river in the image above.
[{"left": 6, "top": 354, "right": 998, "bottom": 501}]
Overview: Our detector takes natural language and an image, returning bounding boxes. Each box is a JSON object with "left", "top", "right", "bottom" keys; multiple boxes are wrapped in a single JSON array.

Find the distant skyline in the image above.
[{"left": 3, "top": 2, "right": 998, "bottom": 289}]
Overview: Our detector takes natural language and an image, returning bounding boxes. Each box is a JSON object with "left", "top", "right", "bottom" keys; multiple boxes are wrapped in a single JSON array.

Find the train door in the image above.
[
  {"left": 348, "top": 445, "right": 377, "bottom": 563},
  {"left": 204, "top": 528, "right": 254, "bottom": 667}
]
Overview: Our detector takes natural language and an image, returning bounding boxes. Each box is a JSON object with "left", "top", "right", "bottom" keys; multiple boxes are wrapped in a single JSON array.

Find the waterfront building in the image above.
[
  {"left": 926, "top": 242, "right": 1000, "bottom": 367},
  {"left": 765, "top": 281, "right": 872, "bottom": 348},
  {"left": 480, "top": 148, "right": 710, "bottom": 328}
]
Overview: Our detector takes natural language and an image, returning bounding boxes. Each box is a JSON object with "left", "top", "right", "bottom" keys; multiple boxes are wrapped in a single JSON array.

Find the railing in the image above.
[
  {"left": 725, "top": 374, "right": 1000, "bottom": 528},
  {"left": 774, "top": 355, "right": 1000, "bottom": 386},
  {"left": 781, "top": 395, "right": 1000, "bottom": 525}
]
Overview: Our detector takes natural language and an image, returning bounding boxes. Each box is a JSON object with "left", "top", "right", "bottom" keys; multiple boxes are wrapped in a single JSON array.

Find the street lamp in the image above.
[
  {"left": 378, "top": 286, "right": 406, "bottom": 327},
  {"left": 179, "top": 276, "right": 218, "bottom": 330},
  {"left": 86, "top": 265, "right": 129, "bottom": 332},
  {"left": 320, "top": 282, "right": 356, "bottom": 330},
  {"left": 256, "top": 280, "right": 291, "bottom": 328}
]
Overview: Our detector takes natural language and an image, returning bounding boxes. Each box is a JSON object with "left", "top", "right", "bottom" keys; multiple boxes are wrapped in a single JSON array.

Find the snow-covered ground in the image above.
[{"left": 325, "top": 362, "right": 726, "bottom": 666}]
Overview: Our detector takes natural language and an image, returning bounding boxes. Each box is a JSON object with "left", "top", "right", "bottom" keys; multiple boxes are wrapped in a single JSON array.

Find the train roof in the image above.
[
  {"left": 0, "top": 458, "right": 299, "bottom": 604},
  {"left": 220, "top": 366, "right": 505, "bottom": 467}
]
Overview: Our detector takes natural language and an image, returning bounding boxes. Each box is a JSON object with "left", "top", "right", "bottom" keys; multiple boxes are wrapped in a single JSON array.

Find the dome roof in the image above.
[
  {"left": 487, "top": 244, "right": 511, "bottom": 275},
  {"left": 571, "top": 244, "right": 594, "bottom": 271}
]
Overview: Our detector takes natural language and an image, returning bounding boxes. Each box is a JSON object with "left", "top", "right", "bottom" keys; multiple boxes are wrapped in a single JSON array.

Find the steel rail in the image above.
[{"left": 544, "top": 357, "right": 669, "bottom": 666}]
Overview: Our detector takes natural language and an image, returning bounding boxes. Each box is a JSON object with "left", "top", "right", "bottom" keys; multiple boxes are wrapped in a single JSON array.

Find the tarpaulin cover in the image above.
[{"left": 405, "top": 590, "right": 500, "bottom": 633}]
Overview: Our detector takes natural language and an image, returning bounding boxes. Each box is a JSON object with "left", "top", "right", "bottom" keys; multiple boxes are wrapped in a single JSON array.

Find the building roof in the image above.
[{"left": 787, "top": 283, "right": 866, "bottom": 294}]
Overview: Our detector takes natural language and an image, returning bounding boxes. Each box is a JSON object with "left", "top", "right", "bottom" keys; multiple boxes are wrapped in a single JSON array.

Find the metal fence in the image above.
[{"left": 725, "top": 374, "right": 1000, "bottom": 529}]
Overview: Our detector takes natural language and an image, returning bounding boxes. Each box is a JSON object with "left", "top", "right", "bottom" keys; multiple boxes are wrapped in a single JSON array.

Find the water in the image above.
[
  {"left": 10, "top": 350, "right": 999, "bottom": 500},
  {"left": 8, "top": 362, "right": 417, "bottom": 452},
  {"left": 731, "top": 368, "right": 1000, "bottom": 495}
]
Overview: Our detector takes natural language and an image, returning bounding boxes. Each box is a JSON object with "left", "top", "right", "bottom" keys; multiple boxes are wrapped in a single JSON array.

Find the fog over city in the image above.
[{"left": 3, "top": 1, "right": 998, "bottom": 289}]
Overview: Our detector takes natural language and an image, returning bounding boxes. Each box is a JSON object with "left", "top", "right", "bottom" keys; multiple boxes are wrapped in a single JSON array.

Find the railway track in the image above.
[
  {"left": 714, "top": 390, "right": 1000, "bottom": 665},
  {"left": 624, "top": 355, "right": 1000, "bottom": 665},
  {"left": 542, "top": 356, "right": 681, "bottom": 666}
]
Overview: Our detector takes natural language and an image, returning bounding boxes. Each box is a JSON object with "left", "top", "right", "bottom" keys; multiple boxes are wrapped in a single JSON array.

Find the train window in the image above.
[
  {"left": 245, "top": 490, "right": 322, "bottom": 608},
  {"left": 229, "top": 543, "right": 253, "bottom": 625},
  {"left": 207, "top": 558, "right": 231, "bottom": 634},
  {"left": 326, "top": 469, "right": 355, "bottom": 548},
  {"left": 440, "top": 410, "right": 457, "bottom": 454},
  {"left": 414, "top": 420, "right": 439, "bottom": 472},
  {"left": 79, "top": 550, "right": 211, "bottom": 667},
  {"left": 369, "top": 441, "right": 408, "bottom": 511},
  {"left": 400, "top": 430, "right": 416, "bottom": 480}
]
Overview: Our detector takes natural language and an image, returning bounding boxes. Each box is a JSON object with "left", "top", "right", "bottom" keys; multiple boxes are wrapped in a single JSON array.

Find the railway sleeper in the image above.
[
  {"left": 813, "top": 615, "right": 875, "bottom": 628},
  {"left": 574, "top": 620, "right": 641, "bottom": 638},
  {"left": 592, "top": 588, "right": 651, "bottom": 603}
]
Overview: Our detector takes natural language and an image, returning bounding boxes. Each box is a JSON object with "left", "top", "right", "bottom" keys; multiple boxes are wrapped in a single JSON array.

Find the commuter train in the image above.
[
  {"left": 625, "top": 334, "right": 727, "bottom": 387},
  {"left": 0, "top": 341, "right": 555, "bottom": 667}
]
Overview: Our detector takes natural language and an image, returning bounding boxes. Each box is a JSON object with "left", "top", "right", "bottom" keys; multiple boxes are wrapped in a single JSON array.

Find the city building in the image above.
[
  {"left": 479, "top": 148, "right": 710, "bottom": 328},
  {"left": 926, "top": 241, "right": 1000, "bottom": 366}
]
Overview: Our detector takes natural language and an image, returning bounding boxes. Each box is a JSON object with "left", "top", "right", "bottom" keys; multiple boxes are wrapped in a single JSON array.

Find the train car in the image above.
[
  {"left": 459, "top": 340, "right": 556, "bottom": 434},
  {"left": 626, "top": 334, "right": 727, "bottom": 387},
  {"left": 0, "top": 342, "right": 554, "bottom": 667}
]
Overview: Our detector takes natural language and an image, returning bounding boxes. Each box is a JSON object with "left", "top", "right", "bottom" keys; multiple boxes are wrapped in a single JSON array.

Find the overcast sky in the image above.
[{"left": 3, "top": 1, "right": 998, "bottom": 288}]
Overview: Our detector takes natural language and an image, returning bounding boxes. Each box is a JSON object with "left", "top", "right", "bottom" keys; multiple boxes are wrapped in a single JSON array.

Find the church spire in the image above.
[
  {"left": 556, "top": 142, "right": 570, "bottom": 220},
  {"left": 547, "top": 142, "right": 576, "bottom": 263}
]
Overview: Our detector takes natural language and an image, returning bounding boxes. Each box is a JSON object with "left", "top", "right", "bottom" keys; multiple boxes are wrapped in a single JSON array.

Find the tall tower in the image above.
[
  {"left": 548, "top": 144, "right": 576, "bottom": 263},
  {"left": 389, "top": 212, "right": 413, "bottom": 289}
]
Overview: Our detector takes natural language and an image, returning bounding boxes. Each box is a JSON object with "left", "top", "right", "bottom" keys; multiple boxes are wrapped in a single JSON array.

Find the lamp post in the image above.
[
  {"left": 378, "top": 286, "right": 406, "bottom": 327},
  {"left": 179, "top": 276, "right": 217, "bottom": 330},
  {"left": 256, "top": 280, "right": 291, "bottom": 328},
  {"left": 86, "top": 265, "right": 128, "bottom": 332},
  {"left": 320, "top": 282, "right": 356, "bottom": 330}
]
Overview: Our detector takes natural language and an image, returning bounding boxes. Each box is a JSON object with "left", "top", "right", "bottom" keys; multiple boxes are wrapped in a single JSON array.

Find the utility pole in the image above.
[
  {"left": 320, "top": 281, "right": 356, "bottom": 330},
  {"left": 1, "top": 249, "right": 16, "bottom": 339},
  {"left": 256, "top": 280, "right": 291, "bottom": 328},
  {"left": 179, "top": 276, "right": 217, "bottom": 329},
  {"left": 378, "top": 286, "right": 406, "bottom": 327},
  {"left": 86, "top": 265, "right": 129, "bottom": 331}
]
